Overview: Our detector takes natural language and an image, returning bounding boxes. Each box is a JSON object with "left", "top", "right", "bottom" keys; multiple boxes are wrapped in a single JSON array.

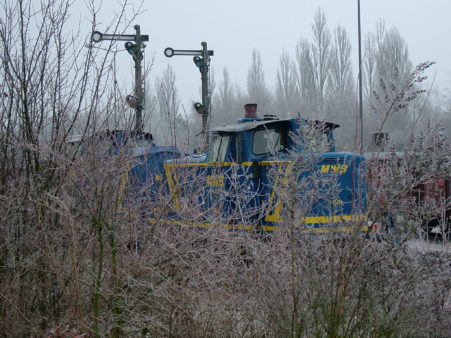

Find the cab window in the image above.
[
  {"left": 253, "top": 128, "right": 284, "bottom": 155},
  {"left": 207, "top": 134, "right": 230, "bottom": 163}
]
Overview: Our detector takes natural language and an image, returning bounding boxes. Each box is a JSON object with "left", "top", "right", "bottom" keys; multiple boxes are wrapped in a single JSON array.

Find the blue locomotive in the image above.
[{"left": 133, "top": 104, "right": 368, "bottom": 233}]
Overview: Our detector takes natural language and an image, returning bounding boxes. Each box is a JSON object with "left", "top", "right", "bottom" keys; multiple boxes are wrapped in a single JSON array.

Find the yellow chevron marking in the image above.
[
  {"left": 265, "top": 161, "right": 294, "bottom": 222},
  {"left": 164, "top": 163, "right": 180, "bottom": 209}
]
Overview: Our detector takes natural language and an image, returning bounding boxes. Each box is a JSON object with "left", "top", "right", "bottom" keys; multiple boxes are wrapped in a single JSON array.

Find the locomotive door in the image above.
[{"left": 204, "top": 133, "right": 261, "bottom": 229}]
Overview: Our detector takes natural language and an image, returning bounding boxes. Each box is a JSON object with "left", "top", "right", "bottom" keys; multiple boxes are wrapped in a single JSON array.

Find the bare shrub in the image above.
[{"left": 0, "top": 2, "right": 449, "bottom": 337}]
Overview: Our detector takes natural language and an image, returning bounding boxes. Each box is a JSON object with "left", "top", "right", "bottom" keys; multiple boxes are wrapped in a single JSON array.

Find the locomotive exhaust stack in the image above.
[{"left": 244, "top": 103, "right": 258, "bottom": 118}]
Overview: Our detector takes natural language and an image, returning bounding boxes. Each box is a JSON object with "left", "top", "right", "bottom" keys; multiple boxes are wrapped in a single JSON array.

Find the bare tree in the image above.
[
  {"left": 275, "top": 50, "right": 299, "bottom": 116},
  {"left": 310, "top": 8, "right": 332, "bottom": 118},
  {"left": 152, "top": 64, "right": 186, "bottom": 147},
  {"left": 327, "top": 25, "right": 356, "bottom": 149},
  {"left": 246, "top": 48, "right": 271, "bottom": 114},
  {"left": 217, "top": 68, "right": 236, "bottom": 119},
  {"left": 295, "top": 8, "right": 332, "bottom": 120},
  {"left": 0, "top": 0, "right": 145, "bottom": 335},
  {"left": 296, "top": 38, "right": 316, "bottom": 116},
  {"left": 211, "top": 67, "right": 246, "bottom": 125},
  {"left": 364, "top": 22, "right": 419, "bottom": 146},
  {"left": 0, "top": 0, "right": 93, "bottom": 181},
  {"left": 329, "top": 25, "right": 354, "bottom": 109}
]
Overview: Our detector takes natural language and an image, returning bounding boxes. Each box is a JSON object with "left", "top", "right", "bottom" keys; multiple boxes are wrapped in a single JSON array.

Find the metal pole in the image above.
[
  {"left": 91, "top": 27, "right": 149, "bottom": 134},
  {"left": 134, "top": 25, "right": 144, "bottom": 133},
  {"left": 163, "top": 42, "right": 213, "bottom": 148},
  {"left": 201, "top": 41, "right": 209, "bottom": 145},
  {"left": 357, "top": 0, "right": 364, "bottom": 151}
]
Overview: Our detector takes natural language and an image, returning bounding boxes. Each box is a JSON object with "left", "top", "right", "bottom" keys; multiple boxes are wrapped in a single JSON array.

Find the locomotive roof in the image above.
[{"left": 210, "top": 118, "right": 339, "bottom": 133}]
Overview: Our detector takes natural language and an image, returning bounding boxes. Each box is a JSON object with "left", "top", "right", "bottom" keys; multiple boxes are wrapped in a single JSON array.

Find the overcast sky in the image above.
[{"left": 89, "top": 0, "right": 451, "bottom": 110}]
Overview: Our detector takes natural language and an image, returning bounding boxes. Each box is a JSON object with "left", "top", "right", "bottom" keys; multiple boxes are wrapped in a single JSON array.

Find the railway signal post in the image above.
[
  {"left": 164, "top": 42, "right": 214, "bottom": 147},
  {"left": 91, "top": 25, "right": 149, "bottom": 133}
]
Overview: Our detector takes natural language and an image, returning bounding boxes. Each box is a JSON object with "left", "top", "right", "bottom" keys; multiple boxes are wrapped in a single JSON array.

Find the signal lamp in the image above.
[
  {"left": 194, "top": 102, "right": 204, "bottom": 114},
  {"left": 125, "top": 41, "right": 137, "bottom": 55},
  {"left": 193, "top": 56, "right": 204, "bottom": 68}
]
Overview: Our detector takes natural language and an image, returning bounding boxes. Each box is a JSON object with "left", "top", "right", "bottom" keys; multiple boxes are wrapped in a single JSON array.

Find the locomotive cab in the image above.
[{"left": 207, "top": 117, "right": 338, "bottom": 164}]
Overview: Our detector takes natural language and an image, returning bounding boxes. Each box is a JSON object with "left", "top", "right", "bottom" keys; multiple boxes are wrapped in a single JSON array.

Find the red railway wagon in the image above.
[
  {"left": 365, "top": 151, "right": 450, "bottom": 240},
  {"left": 414, "top": 177, "right": 450, "bottom": 239}
]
